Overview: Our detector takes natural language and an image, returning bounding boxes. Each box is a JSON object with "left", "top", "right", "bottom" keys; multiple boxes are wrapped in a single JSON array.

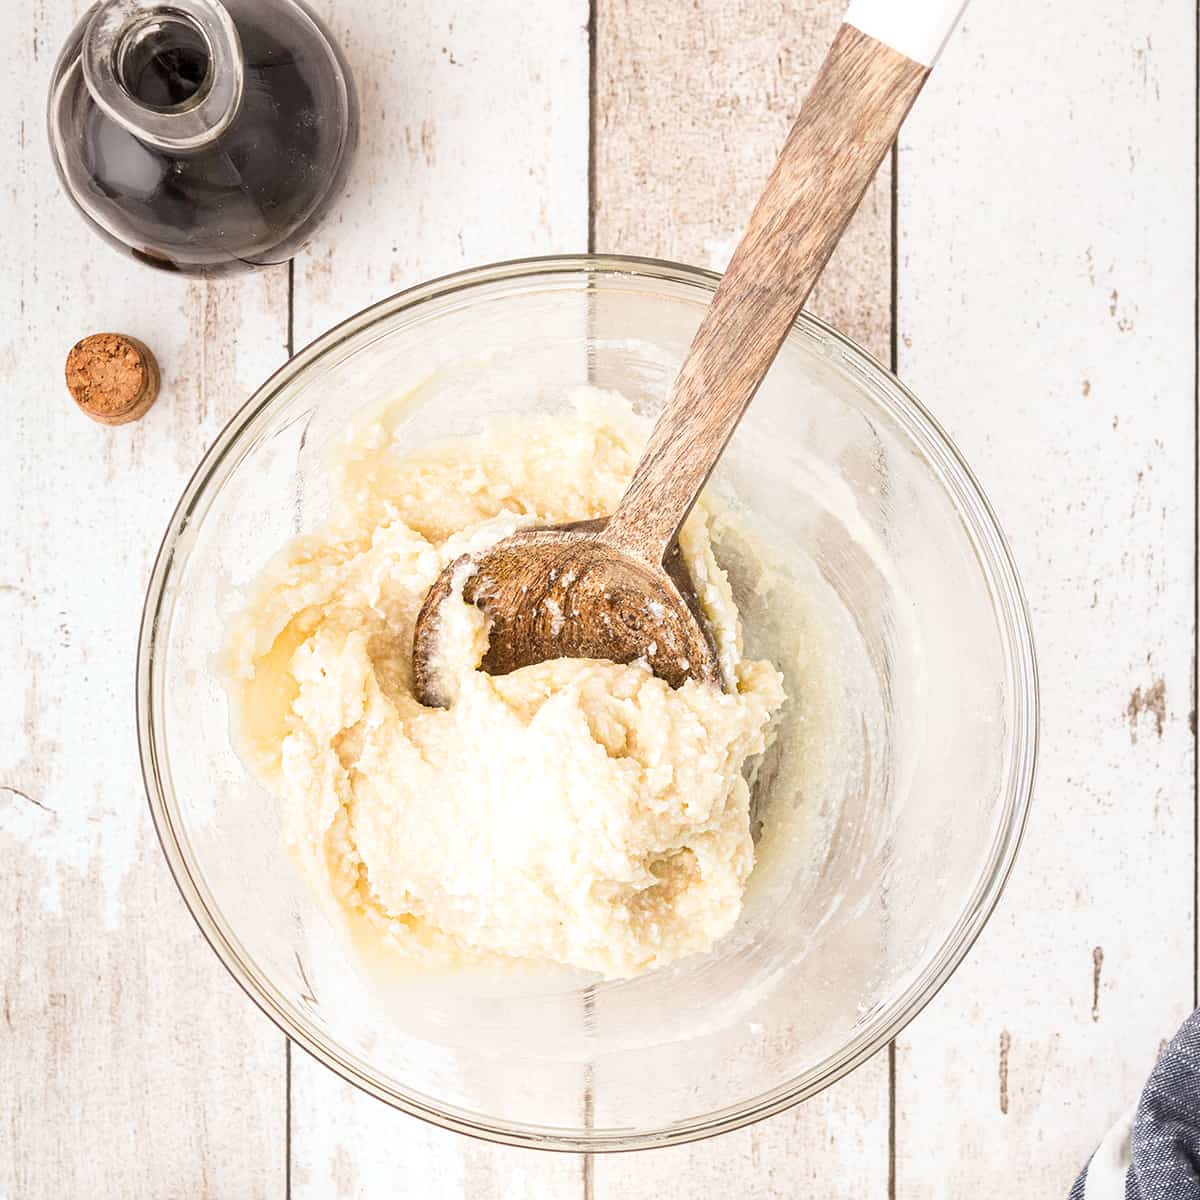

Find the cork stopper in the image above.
[{"left": 65, "top": 333, "right": 161, "bottom": 425}]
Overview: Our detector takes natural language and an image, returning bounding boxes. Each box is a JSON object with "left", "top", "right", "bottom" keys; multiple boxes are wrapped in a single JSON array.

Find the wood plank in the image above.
[
  {"left": 592, "top": 1, "right": 893, "bottom": 1193},
  {"left": 0, "top": 4, "right": 290, "bottom": 1195},
  {"left": 893, "top": 0, "right": 1196, "bottom": 1194},
  {"left": 592, "top": 0, "right": 894, "bottom": 362},
  {"left": 287, "top": 3, "right": 590, "bottom": 1194},
  {"left": 292, "top": 0, "right": 591, "bottom": 338}
]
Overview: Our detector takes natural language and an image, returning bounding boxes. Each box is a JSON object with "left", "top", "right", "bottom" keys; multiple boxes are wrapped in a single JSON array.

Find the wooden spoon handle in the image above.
[{"left": 601, "top": 17, "right": 948, "bottom": 566}]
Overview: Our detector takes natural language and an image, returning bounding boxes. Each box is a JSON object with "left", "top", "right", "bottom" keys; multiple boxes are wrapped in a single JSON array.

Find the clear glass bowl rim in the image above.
[{"left": 136, "top": 253, "right": 1040, "bottom": 1153}]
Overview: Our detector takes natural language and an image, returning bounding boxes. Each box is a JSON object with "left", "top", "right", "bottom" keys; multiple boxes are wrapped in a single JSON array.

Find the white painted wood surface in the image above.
[
  {"left": 893, "top": 0, "right": 1197, "bottom": 1193},
  {"left": 2, "top": 3, "right": 289, "bottom": 1196},
  {"left": 2, "top": 1, "right": 1194, "bottom": 1198}
]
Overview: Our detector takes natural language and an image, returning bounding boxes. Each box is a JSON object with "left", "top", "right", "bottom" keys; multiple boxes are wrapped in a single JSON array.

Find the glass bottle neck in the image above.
[{"left": 82, "top": 0, "right": 244, "bottom": 152}]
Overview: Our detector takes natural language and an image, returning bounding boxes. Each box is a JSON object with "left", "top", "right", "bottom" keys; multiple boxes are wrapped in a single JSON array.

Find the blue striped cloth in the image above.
[{"left": 1070, "top": 1009, "right": 1200, "bottom": 1198}]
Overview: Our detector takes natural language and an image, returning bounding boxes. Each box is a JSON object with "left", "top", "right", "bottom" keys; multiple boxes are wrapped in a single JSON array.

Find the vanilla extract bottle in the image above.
[{"left": 48, "top": 0, "right": 358, "bottom": 273}]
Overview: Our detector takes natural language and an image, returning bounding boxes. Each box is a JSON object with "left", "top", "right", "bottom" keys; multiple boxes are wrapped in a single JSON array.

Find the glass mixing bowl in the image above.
[{"left": 138, "top": 255, "right": 1037, "bottom": 1151}]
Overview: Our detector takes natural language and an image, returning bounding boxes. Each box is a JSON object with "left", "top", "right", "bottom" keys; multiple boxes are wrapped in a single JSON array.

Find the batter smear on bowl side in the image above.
[{"left": 221, "top": 390, "right": 785, "bottom": 979}]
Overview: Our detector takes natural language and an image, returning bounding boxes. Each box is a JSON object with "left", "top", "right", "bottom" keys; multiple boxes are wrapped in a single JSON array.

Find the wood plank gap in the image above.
[
  {"left": 287, "top": 258, "right": 296, "bottom": 359},
  {"left": 887, "top": 138, "right": 899, "bottom": 1200},
  {"left": 1193, "top": 0, "right": 1199, "bottom": 1015},
  {"left": 887, "top": 1041, "right": 896, "bottom": 1200},
  {"left": 889, "top": 140, "right": 899, "bottom": 376},
  {"left": 284, "top": 256, "right": 297, "bottom": 1200},
  {"left": 587, "top": 0, "right": 598, "bottom": 254},
  {"left": 582, "top": 970, "right": 596, "bottom": 1195},
  {"left": 285, "top": 1037, "right": 293, "bottom": 1200},
  {"left": 584, "top": 7, "right": 598, "bottom": 1166},
  {"left": 284, "top": 252, "right": 296, "bottom": 1200}
]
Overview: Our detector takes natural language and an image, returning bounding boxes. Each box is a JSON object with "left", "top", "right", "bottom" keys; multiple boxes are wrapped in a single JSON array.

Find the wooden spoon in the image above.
[{"left": 413, "top": 2, "right": 965, "bottom": 707}]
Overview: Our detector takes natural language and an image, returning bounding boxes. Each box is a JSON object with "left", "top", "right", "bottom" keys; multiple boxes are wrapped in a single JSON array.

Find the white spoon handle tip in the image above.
[{"left": 844, "top": 0, "right": 968, "bottom": 66}]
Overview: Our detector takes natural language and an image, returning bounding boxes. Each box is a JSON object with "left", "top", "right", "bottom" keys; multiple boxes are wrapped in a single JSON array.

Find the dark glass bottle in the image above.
[{"left": 48, "top": 0, "right": 358, "bottom": 274}]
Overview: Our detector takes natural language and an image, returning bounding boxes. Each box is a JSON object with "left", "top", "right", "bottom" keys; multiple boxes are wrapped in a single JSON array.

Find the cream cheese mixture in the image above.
[{"left": 222, "top": 390, "right": 786, "bottom": 979}]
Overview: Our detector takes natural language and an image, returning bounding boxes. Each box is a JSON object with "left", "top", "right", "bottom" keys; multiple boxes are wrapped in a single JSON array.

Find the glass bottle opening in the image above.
[
  {"left": 80, "top": 0, "right": 244, "bottom": 152},
  {"left": 117, "top": 13, "right": 212, "bottom": 110}
]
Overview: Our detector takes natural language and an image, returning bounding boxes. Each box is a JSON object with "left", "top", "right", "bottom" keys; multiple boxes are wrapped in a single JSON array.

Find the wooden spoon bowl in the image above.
[{"left": 412, "top": 520, "right": 720, "bottom": 708}]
